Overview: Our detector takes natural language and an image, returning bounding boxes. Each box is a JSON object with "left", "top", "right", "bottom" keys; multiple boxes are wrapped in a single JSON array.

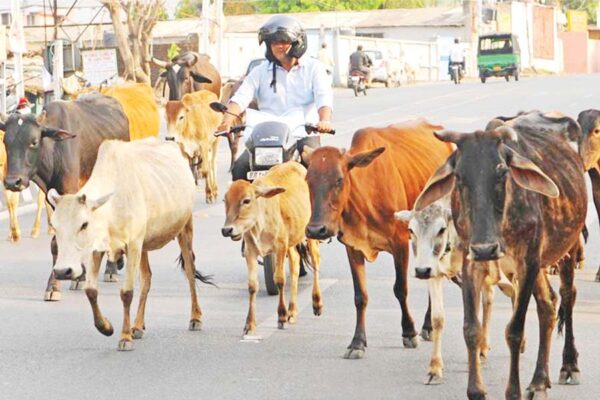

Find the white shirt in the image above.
[
  {"left": 449, "top": 44, "right": 464, "bottom": 63},
  {"left": 230, "top": 56, "right": 333, "bottom": 122}
]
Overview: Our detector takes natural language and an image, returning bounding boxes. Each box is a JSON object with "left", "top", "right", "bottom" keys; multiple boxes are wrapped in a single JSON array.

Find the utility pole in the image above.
[
  {"left": 53, "top": 0, "right": 58, "bottom": 40},
  {"left": 10, "top": 0, "right": 25, "bottom": 98},
  {"left": 463, "top": 0, "right": 479, "bottom": 76},
  {"left": 215, "top": 0, "right": 223, "bottom": 71},
  {"left": 201, "top": 0, "right": 210, "bottom": 54}
]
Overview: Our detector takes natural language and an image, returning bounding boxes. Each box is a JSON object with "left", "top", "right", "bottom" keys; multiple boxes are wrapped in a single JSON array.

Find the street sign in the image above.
[{"left": 81, "top": 48, "right": 118, "bottom": 85}]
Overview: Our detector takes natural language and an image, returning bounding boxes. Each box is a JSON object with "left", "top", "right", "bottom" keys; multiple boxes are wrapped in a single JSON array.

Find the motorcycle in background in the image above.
[
  {"left": 449, "top": 62, "right": 464, "bottom": 84},
  {"left": 348, "top": 70, "right": 368, "bottom": 97}
]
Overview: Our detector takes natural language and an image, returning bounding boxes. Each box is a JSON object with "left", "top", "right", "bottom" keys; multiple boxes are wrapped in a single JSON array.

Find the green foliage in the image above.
[
  {"left": 157, "top": 5, "right": 169, "bottom": 20},
  {"left": 167, "top": 43, "right": 182, "bottom": 60},
  {"left": 176, "top": 0, "right": 203, "bottom": 18},
  {"left": 254, "top": 0, "right": 385, "bottom": 13}
]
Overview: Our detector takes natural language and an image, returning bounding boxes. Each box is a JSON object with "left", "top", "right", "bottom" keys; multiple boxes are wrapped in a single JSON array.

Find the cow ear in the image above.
[
  {"left": 255, "top": 186, "right": 285, "bottom": 198},
  {"left": 414, "top": 157, "right": 456, "bottom": 211},
  {"left": 301, "top": 146, "right": 315, "bottom": 166},
  {"left": 89, "top": 192, "right": 113, "bottom": 211},
  {"left": 347, "top": 147, "right": 386, "bottom": 170},
  {"left": 48, "top": 188, "right": 62, "bottom": 208},
  {"left": 505, "top": 147, "right": 559, "bottom": 198},
  {"left": 41, "top": 127, "right": 76, "bottom": 141},
  {"left": 181, "top": 94, "right": 193, "bottom": 109},
  {"left": 393, "top": 210, "right": 414, "bottom": 222},
  {"left": 190, "top": 71, "right": 212, "bottom": 84},
  {"left": 0, "top": 121, "right": 5, "bottom": 132}
]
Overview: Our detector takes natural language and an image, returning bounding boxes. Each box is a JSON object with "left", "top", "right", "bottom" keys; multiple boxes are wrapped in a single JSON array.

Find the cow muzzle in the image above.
[
  {"left": 221, "top": 226, "right": 241, "bottom": 241},
  {"left": 4, "top": 175, "right": 29, "bottom": 191},
  {"left": 54, "top": 265, "right": 86, "bottom": 281},
  {"left": 469, "top": 242, "right": 504, "bottom": 261},
  {"left": 305, "top": 224, "right": 334, "bottom": 240},
  {"left": 415, "top": 267, "right": 433, "bottom": 280}
]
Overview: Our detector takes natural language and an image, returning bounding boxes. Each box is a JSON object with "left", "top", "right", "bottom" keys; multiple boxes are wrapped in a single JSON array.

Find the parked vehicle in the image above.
[
  {"left": 477, "top": 33, "right": 521, "bottom": 83},
  {"left": 348, "top": 70, "right": 368, "bottom": 96},
  {"left": 364, "top": 50, "right": 398, "bottom": 87},
  {"left": 212, "top": 104, "right": 335, "bottom": 295}
]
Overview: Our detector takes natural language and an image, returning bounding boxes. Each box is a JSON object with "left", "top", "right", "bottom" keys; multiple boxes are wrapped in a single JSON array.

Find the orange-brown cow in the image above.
[{"left": 304, "top": 119, "right": 453, "bottom": 359}]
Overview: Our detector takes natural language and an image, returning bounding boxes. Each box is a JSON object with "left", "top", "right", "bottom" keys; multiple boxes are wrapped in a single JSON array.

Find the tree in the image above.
[
  {"left": 175, "top": 0, "right": 203, "bottom": 18},
  {"left": 562, "top": 0, "right": 598, "bottom": 24},
  {"left": 101, "top": 0, "right": 164, "bottom": 83}
]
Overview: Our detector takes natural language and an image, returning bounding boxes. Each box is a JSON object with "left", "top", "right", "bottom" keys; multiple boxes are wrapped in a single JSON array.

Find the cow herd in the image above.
[{"left": 2, "top": 52, "right": 600, "bottom": 399}]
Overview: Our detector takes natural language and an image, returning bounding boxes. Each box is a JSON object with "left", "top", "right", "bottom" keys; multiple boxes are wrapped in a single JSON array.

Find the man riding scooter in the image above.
[
  {"left": 349, "top": 45, "right": 373, "bottom": 87},
  {"left": 448, "top": 38, "right": 465, "bottom": 82},
  {"left": 217, "top": 15, "right": 334, "bottom": 181}
]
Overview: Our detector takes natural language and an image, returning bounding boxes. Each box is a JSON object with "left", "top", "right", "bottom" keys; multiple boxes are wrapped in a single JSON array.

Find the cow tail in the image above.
[
  {"left": 296, "top": 242, "right": 313, "bottom": 272},
  {"left": 177, "top": 252, "right": 216, "bottom": 287},
  {"left": 556, "top": 303, "right": 565, "bottom": 336},
  {"left": 582, "top": 225, "right": 589, "bottom": 244}
]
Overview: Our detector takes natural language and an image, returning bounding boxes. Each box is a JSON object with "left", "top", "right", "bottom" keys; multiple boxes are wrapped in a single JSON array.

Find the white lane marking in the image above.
[{"left": 240, "top": 278, "right": 338, "bottom": 342}]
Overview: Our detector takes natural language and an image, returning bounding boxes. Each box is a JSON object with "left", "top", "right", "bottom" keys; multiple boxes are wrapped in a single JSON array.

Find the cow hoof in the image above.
[
  {"left": 343, "top": 348, "right": 365, "bottom": 359},
  {"left": 287, "top": 315, "right": 297, "bottom": 324},
  {"left": 558, "top": 370, "right": 580, "bottom": 385},
  {"left": 96, "top": 320, "right": 114, "bottom": 337},
  {"left": 403, "top": 335, "right": 419, "bottom": 349},
  {"left": 8, "top": 231, "right": 21, "bottom": 242},
  {"left": 525, "top": 389, "right": 548, "bottom": 400},
  {"left": 132, "top": 328, "right": 144, "bottom": 339},
  {"left": 43, "top": 289, "right": 62, "bottom": 302},
  {"left": 277, "top": 321, "right": 285, "bottom": 330},
  {"left": 69, "top": 280, "right": 84, "bottom": 290},
  {"left": 189, "top": 319, "right": 202, "bottom": 331},
  {"left": 313, "top": 304, "right": 323, "bottom": 316},
  {"left": 31, "top": 229, "right": 40, "bottom": 239},
  {"left": 117, "top": 339, "right": 134, "bottom": 351},
  {"left": 420, "top": 328, "right": 432, "bottom": 341},
  {"left": 103, "top": 272, "right": 118, "bottom": 283},
  {"left": 424, "top": 373, "right": 443, "bottom": 385}
]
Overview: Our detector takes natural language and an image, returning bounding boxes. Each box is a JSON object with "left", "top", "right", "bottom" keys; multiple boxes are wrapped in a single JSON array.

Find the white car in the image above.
[{"left": 364, "top": 50, "right": 400, "bottom": 87}]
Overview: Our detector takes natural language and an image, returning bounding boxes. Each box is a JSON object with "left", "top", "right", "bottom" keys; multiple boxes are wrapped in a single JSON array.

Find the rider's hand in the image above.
[{"left": 317, "top": 120, "right": 333, "bottom": 133}]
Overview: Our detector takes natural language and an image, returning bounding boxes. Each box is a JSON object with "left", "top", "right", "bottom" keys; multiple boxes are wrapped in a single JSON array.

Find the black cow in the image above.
[
  {"left": 153, "top": 52, "right": 221, "bottom": 100},
  {"left": 1, "top": 93, "right": 129, "bottom": 301},
  {"left": 415, "top": 112, "right": 586, "bottom": 399}
]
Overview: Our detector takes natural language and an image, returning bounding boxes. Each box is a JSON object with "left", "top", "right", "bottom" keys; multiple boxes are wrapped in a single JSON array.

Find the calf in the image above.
[
  {"left": 415, "top": 112, "right": 585, "bottom": 399},
  {"left": 222, "top": 162, "right": 322, "bottom": 337},
  {"left": 165, "top": 90, "right": 222, "bottom": 203},
  {"left": 395, "top": 199, "right": 515, "bottom": 385},
  {"left": 48, "top": 138, "right": 211, "bottom": 350},
  {"left": 304, "top": 120, "right": 454, "bottom": 359}
]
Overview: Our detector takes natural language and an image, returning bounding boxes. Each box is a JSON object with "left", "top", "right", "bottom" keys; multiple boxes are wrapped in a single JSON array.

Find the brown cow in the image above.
[
  {"left": 304, "top": 120, "right": 453, "bottom": 359},
  {"left": 165, "top": 90, "right": 222, "bottom": 203},
  {"left": 222, "top": 162, "right": 323, "bottom": 337},
  {"left": 415, "top": 111, "right": 585, "bottom": 399}
]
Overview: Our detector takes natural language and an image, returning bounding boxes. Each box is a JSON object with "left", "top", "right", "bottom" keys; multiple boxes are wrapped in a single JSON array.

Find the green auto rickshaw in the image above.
[{"left": 477, "top": 33, "right": 520, "bottom": 83}]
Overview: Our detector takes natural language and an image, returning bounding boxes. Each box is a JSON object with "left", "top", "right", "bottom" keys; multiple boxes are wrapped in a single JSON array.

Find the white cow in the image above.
[
  {"left": 395, "top": 198, "right": 515, "bottom": 385},
  {"left": 48, "top": 137, "right": 211, "bottom": 351}
]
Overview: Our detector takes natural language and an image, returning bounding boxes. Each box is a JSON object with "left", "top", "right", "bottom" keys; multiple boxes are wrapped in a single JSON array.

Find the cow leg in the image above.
[
  {"left": 118, "top": 244, "right": 141, "bottom": 351},
  {"left": 558, "top": 248, "right": 580, "bottom": 385},
  {"left": 421, "top": 296, "right": 433, "bottom": 341},
  {"left": 525, "top": 271, "right": 555, "bottom": 398},
  {"left": 30, "top": 189, "right": 45, "bottom": 238},
  {"left": 5, "top": 189, "right": 20, "bottom": 241},
  {"left": 84, "top": 252, "right": 113, "bottom": 336},
  {"left": 463, "top": 260, "right": 487, "bottom": 400},
  {"left": 207, "top": 140, "right": 219, "bottom": 203},
  {"left": 392, "top": 244, "right": 418, "bottom": 348},
  {"left": 132, "top": 251, "right": 152, "bottom": 339},
  {"left": 44, "top": 236, "right": 61, "bottom": 301},
  {"left": 480, "top": 280, "right": 495, "bottom": 362},
  {"left": 308, "top": 239, "right": 323, "bottom": 316},
  {"left": 243, "top": 250, "right": 260, "bottom": 337},
  {"left": 425, "top": 276, "right": 444, "bottom": 385},
  {"left": 45, "top": 199, "right": 55, "bottom": 235},
  {"left": 343, "top": 246, "right": 368, "bottom": 359},
  {"left": 177, "top": 218, "right": 203, "bottom": 331},
  {"left": 287, "top": 246, "right": 300, "bottom": 324},
  {"left": 505, "top": 260, "right": 538, "bottom": 400},
  {"left": 588, "top": 169, "right": 600, "bottom": 281},
  {"left": 275, "top": 249, "right": 288, "bottom": 329}
]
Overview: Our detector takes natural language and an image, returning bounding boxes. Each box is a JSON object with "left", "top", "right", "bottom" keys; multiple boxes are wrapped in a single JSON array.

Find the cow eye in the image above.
[
  {"left": 80, "top": 222, "right": 88, "bottom": 231},
  {"left": 178, "top": 114, "right": 185, "bottom": 122},
  {"left": 496, "top": 164, "right": 508, "bottom": 179},
  {"left": 437, "top": 227, "right": 446, "bottom": 236},
  {"left": 594, "top": 128, "right": 600, "bottom": 136},
  {"left": 29, "top": 140, "right": 38, "bottom": 148},
  {"left": 408, "top": 228, "right": 414, "bottom": 236},
  {"left": 335, "top": 177, "right": 343, "bottom": 187},
  {"left": 242, "top": 198, "right": 251, "bottom": 205}
]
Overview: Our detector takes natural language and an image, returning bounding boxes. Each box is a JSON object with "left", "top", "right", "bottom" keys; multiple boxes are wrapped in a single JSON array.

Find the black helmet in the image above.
[{"left": 259, "top": 15, "right": 307, "bottom": 61}]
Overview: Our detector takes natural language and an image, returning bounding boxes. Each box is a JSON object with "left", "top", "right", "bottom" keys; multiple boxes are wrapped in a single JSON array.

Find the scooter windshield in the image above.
[{"left": 244, "top": 107, "right": 314, "bottom": 142}]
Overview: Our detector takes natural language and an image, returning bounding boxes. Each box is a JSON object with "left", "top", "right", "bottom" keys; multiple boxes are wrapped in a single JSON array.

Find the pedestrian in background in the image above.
[{"left": 318, "top": 42, "right": 335, "bottom": 85}]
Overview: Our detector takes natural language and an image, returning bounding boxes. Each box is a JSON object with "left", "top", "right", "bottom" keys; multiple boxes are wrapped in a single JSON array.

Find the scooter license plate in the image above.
[{"left": 247, "top": 170, "right": 268, "bottom": 180}]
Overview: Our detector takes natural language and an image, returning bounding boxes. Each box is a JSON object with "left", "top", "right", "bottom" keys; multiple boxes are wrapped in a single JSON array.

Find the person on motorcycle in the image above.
[
  {"left": 448, "top": 38, "right": 465, "bottom": 78},
  {"left": 217, "top": 15, "right": 333, "bottom": 181},
  {"left": 349, "top": 45, "right": 372, "bottom": 87}
]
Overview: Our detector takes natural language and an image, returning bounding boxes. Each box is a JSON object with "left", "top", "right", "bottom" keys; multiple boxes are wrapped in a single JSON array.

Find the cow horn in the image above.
[
  {"left": 434, "top": 130, "right": 468, "bottom": 144},
  {"left": 485, "top": 118, "right": 505, "bottom": 131},
  {"left": 178, "top": 52, "right": 198, "bottom": 67},
  {"left": 152, "top": 57, "right": 170, "bottom": 69},
  {"left": 493, "top": 125, "right": 518, "bottom": 142}
]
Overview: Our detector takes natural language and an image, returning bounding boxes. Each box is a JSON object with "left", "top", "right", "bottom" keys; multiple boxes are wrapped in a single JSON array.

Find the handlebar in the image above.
[{"left": 214, "top": 124, "right": 335, "bottom": 137}]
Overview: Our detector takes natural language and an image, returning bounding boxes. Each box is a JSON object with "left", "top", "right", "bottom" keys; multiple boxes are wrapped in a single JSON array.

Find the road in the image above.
[{"left": 1, "top": 74, "right": 600, "bottom": 400}]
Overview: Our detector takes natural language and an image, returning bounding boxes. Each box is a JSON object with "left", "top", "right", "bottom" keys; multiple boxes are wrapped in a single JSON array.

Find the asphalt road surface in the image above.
[{"left": 2, "top": 74, "right": 600, "bottom": 400}]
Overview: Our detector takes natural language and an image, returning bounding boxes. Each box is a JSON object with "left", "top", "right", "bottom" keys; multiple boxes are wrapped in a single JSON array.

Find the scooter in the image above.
[
  {"left": 348, "top": 70, "right": 368, "bottom": 97},
  {"left": 449, "top": 62, "right": 464, "bottom": 85},
  {"left": 211, "top": 103, "right": 335, "bottom": 295}
]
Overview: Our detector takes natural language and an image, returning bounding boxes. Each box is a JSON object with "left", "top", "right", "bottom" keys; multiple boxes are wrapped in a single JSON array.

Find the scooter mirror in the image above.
[{"left": 209, "top": 102, "right": 228, "bottom": 113}]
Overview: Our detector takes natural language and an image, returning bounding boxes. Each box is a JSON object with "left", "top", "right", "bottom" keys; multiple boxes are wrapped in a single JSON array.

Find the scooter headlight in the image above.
[{"left": 255, "top": 147, "right": 283, "bottom": 166}]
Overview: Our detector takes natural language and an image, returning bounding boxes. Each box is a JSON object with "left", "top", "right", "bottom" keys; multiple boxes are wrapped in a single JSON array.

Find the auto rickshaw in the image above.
[{"left": 477, "top": 33, "right": 520, "bottom": 83}]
